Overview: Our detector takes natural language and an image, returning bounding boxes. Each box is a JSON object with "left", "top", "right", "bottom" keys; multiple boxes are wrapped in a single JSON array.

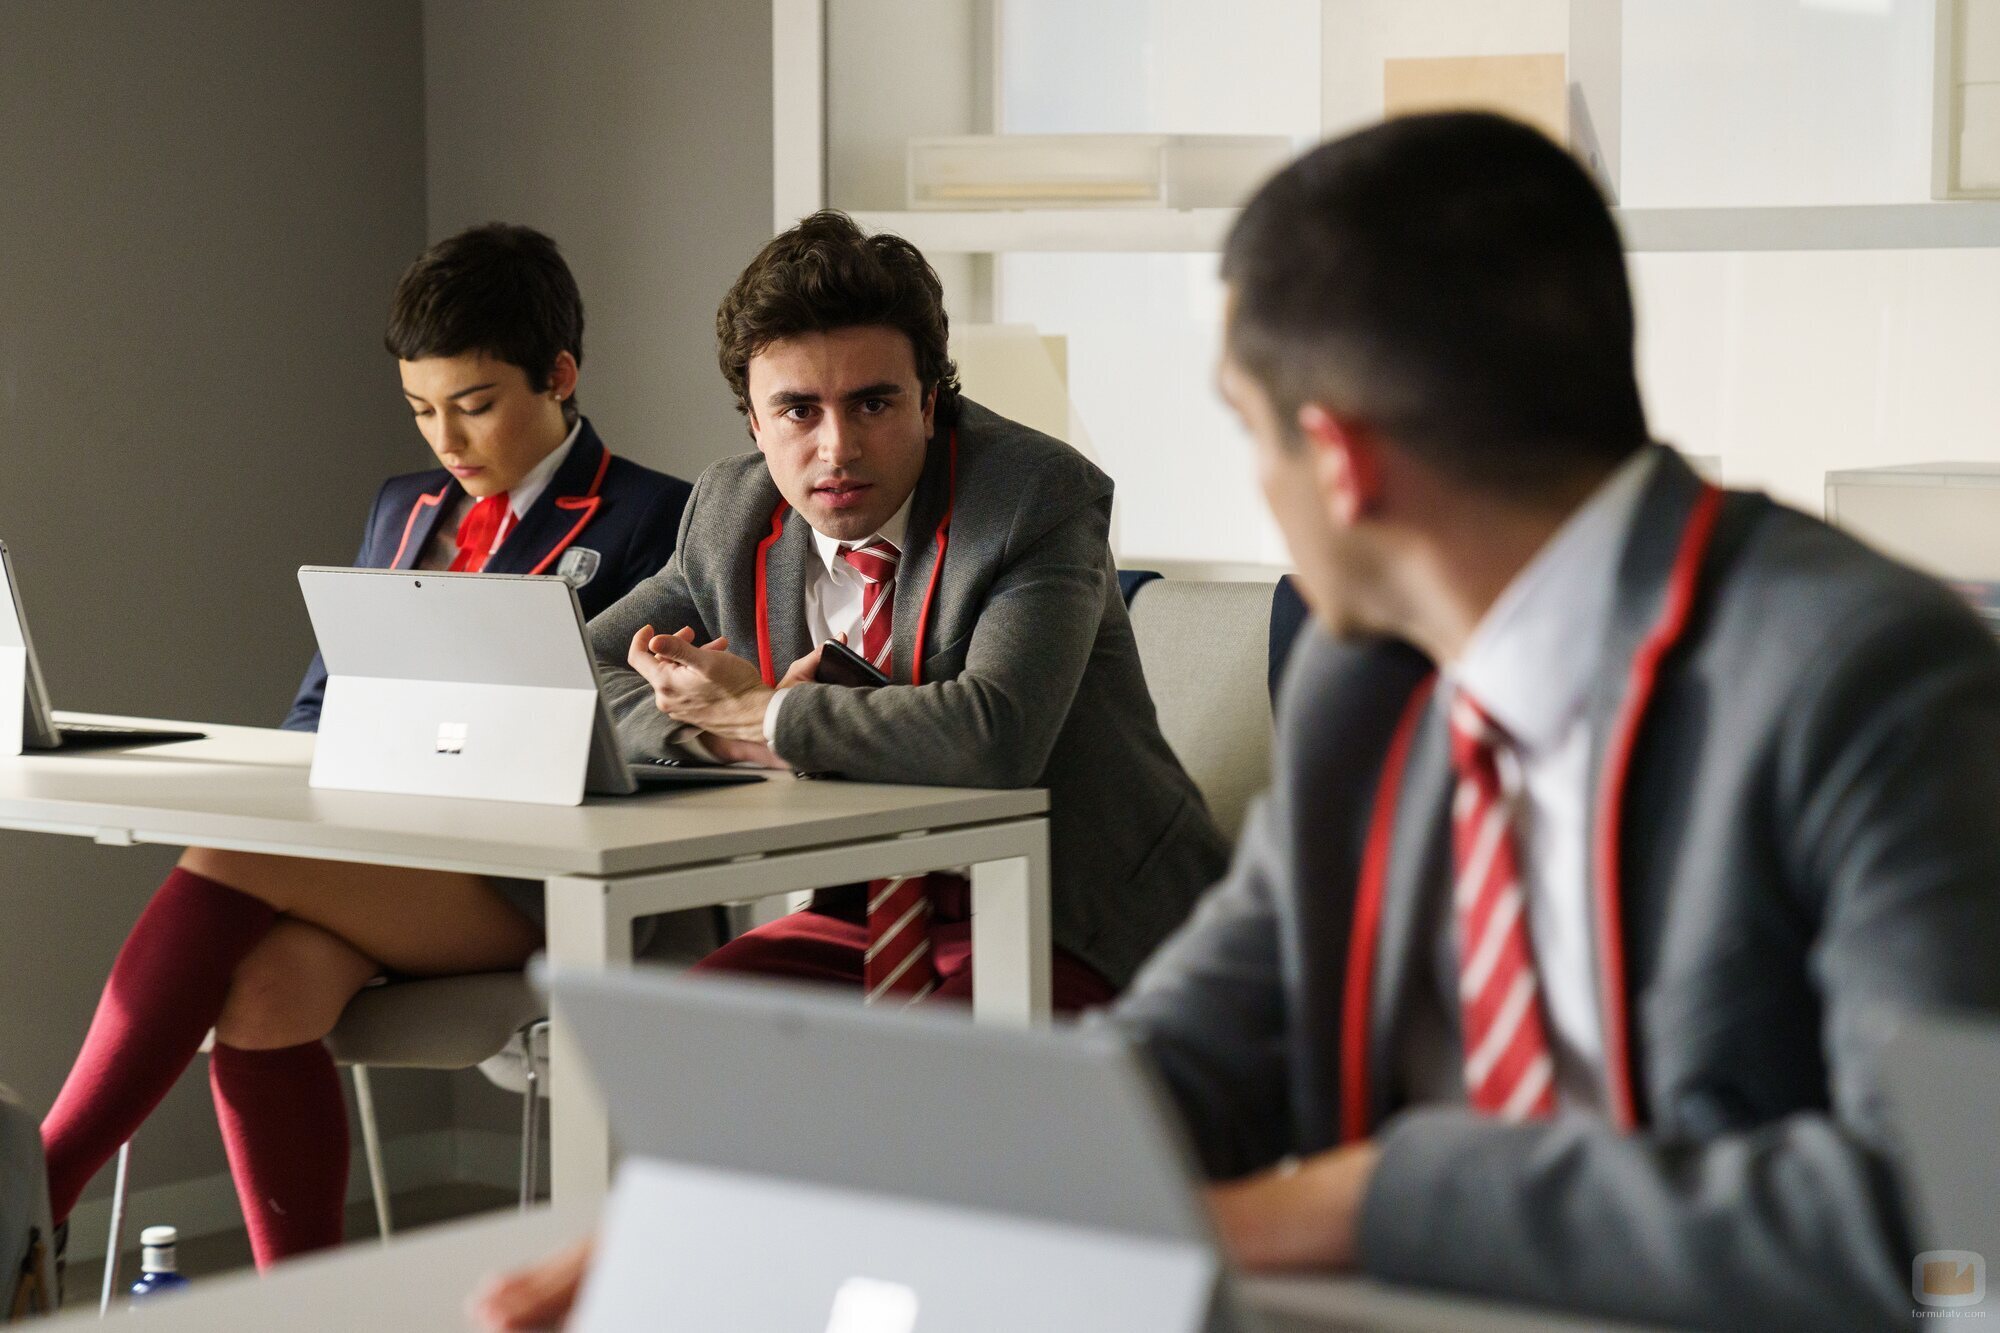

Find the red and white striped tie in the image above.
[
  {"left": 838, "top": 539, "right": 899, "bottom": 677},
  {"left": 840, "top": 538, "right": 938, "bottom": 1003},
  {"left": 1447, "top": 691, "right": 1558, "bottom": 1121},
  {"left": 864, "top": 873, "right": 937, "bottom": 1004}
]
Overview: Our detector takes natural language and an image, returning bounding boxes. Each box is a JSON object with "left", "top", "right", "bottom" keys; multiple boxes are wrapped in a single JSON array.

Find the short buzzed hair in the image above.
[{"left": 1222, "top": 112, "right": 1648, "bottom": 494}]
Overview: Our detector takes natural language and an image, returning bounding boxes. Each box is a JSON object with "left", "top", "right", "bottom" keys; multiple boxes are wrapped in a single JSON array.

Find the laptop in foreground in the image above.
[{"left": 544, "top": 962, "right": 1254, "bottom": 1332}]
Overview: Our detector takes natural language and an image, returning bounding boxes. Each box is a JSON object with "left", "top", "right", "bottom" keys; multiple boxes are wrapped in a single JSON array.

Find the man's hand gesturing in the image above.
[{"left": 625, "top": 623, "right": 773, "bottom": 742}]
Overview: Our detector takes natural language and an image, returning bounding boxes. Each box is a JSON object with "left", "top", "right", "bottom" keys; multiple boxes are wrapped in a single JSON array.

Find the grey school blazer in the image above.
[
  {"left": 1113, "top": 447, "right": 2000, "bottom": 1331},
  {"left": 589, "top": 398, "right": 1229, "bottom": 990}
]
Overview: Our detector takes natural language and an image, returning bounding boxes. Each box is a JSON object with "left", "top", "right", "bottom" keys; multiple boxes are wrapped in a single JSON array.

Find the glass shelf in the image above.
[{"left": 852, "top": 201, "right": 2000, "bottom": 254}]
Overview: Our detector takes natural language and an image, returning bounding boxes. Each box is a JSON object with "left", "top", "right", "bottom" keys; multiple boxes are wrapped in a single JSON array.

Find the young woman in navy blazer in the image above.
[{"left": 40, "top": 225, "right": 692, "bottom": 1269}]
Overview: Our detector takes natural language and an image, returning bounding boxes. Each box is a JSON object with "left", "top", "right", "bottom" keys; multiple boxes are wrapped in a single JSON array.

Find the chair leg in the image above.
[
  {"left": 349, "top": 1065, "right": 394, "bottom": 1242},
  {"left": 98, "top": 1140, "right": 130, "bottom": 1316},
  {"left": 518, "top": 1021, "right": 548, "bottom": 1209}
]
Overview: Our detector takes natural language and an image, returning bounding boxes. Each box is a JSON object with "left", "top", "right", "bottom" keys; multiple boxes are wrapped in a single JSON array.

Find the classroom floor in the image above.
[{"left": 60, "top": 1183, "right": 515, "bottom": 1313}]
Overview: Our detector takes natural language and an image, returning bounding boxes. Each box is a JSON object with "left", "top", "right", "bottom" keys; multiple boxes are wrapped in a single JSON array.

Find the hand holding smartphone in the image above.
[{"left": 815, "top": 639, "right": 890, "bottom": 688}]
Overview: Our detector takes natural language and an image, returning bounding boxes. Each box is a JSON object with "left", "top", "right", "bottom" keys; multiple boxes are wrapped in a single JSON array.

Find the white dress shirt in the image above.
[
  {"left": 1415, "top": 448, "right": 1659, "bottom": 1113},
  {"left": 505, "top": 415, "right": 582, "bottom": 525},
  {"left": 760, "top": 494, "right": 915, "bottom": 753}
]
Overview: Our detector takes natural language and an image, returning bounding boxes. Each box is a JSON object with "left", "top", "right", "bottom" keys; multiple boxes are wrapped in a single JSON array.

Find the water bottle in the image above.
[{"left": 128, "top": 1226, "right": 191, "bottom": 1304}]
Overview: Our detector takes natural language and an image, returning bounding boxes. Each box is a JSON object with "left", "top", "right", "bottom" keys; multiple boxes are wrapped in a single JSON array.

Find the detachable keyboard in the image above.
[
  {"left": 48, "top": 722, "right": 208, "bottom": 751},
  {"left": 625, "top": 762, "right": 766, "bottom": 790}
]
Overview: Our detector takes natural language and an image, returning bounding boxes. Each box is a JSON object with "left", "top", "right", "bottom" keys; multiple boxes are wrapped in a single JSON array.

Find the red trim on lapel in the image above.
[
  {"left": 909, "top": 428, "right": 957, "bottom": 686},
  {"left": 1341, "top": 673, "right": 1438, "bottom": 1144},
  {"left": 524, "top": 445, "right": 614, "bottom": 577},
  {"left": 752, "top": 428, "right": 959, "bottom": 690},
  {"left": 753, "top": 501, "right": 792, "bottom": 687},
  {"left": 389, "top": 483, "right": 451, "bottom": 569},
  {"left": 581, "top": 440, "right": 610, "bottom": 499},
  {"left": 1592, "top": 484, "right": 1724, "bottom": 1132}
]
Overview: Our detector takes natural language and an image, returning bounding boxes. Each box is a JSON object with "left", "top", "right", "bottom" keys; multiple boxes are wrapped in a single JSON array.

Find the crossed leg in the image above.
[
  {"left": 180, "top": 848, "right": 544, "bottom": 1265},
  {"left": 184, "top": 846, "right": 543, "bottom": 1050},
  {"left": 42, "top": 845, "right": 541, "bottom": 1269}
]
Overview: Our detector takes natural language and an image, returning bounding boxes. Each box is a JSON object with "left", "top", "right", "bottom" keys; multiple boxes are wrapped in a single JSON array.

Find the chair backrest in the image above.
[
  {"left": 1126, "top": 579, "right": 1275, "bottom": 844},
  {"left": 1117, "top": 568, "right": 1162, "bottom": 606},
  {"left": 1268, "top": 574, "right": 1310, "bottom": 703}
]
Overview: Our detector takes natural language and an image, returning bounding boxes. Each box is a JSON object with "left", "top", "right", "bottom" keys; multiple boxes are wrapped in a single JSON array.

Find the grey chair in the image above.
[
  {"left": 321, "top": 905, "right": 721, "bottom": 1233},
  {"left": 1267, "top": 574, "right": 1310, "bottom": 701},
  {"left": 325, "top": 972, "right": 550, "bottom": 1227},
  {"left": 1125, "top": 576, "right": 1282, "bottom": 844},
  {"left": 99, "top": 909, "right": 720, "bottom": 1304}
]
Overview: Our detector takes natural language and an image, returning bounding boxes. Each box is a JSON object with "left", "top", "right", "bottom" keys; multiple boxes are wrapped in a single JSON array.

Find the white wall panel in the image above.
[
  {"left": 1621, "top": 0, "right": 1936, "bottom": 206},
  {"left": 1632, "top": 248, "right": 2000, "bottom": 512}
]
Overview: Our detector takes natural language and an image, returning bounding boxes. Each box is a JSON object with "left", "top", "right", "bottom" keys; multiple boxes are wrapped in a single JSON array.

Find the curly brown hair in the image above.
[{"left": 716, "top": 210, "right": 960, "bottom": 424}]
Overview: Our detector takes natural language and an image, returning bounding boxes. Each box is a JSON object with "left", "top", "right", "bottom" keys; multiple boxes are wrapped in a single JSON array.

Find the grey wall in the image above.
[
  {"left": 0, "top": 0, "right": 778, "bottom": 1212},
  {"left": 421, "top": 0, "right": 774, "bottom": 1136},
  {"left": 423, "top": 0, "right": 776, "bottom": 485},
  {"left": 0, "top": 0, "right": 435, "bottom": 1206}
]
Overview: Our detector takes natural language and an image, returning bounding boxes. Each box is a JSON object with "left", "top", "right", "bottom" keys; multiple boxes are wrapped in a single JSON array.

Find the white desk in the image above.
[
  {"left": 7, "top": 713, "right": 1052, "bottom": 1204},
  {"left": 1240, "top": 1275, "right": 1678, "bottom": 1333},
  {"left": 46, "top": 1204, "right": 1678, "bottom": 1331}
]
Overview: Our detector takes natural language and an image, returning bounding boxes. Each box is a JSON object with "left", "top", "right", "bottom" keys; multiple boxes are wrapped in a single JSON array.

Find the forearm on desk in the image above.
[
  {"left": 1358, "top": 1107, "right": 1908, "bottom": 1330},
  {"left": 771, "top": 493, "right": 1111, "bottom": 785}
]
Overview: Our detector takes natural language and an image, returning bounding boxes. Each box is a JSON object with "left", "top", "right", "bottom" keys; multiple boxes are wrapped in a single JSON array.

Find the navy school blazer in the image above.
[{"left": 283, "top": 418, "right": 692, "bottom": 731}]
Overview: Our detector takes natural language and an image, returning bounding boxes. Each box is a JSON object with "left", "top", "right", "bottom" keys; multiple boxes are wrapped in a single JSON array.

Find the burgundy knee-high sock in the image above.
[
  {"left": 209, "top": 1041, "right": 349, "bottom": 1268},
  {"left": 41, "top": 868, "right": 277, "bottom": 1223}
]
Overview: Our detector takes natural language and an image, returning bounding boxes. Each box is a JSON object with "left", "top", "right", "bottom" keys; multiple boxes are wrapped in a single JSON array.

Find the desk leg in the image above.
[
  {"left": 969, "top": 820, "right": 1052, "bottom": 1027},
  {"left": 543, "top": 875, "right": 632, "bottom": 1208}
]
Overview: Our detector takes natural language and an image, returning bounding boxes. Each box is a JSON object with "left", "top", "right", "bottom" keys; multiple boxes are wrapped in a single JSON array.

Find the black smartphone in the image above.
[{"left": 816, "top": 638, "right": 890, "bottom": 688}]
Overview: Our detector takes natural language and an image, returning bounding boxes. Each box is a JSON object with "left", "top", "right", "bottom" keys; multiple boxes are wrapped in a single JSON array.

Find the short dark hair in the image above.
[
  {"left": 385, "top": 223, "right": 584, "bottom": 418},
  {"left": 716, "top": 210, "right": 960, "bottom": 422},
  {"left": 1222, "top": 112, "right": 1648, "bottom": 494}
]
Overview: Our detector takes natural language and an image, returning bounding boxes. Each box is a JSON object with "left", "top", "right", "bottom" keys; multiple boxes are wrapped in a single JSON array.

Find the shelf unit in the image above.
[
  {"left": 848, "top": 208, "right": 1236, "bottom": 254},
  {"left": 851, "top": 201, "right": 2000, "bottom": 255},
  {"left": 784, "top": 2, "right": 2000, "bottom": 258},
  {"left": 773, "top": 1, "right": 2000, "bottom": 548},
  {"left": 1618, "top": 201, "right": 2000, "bottom": 253}
]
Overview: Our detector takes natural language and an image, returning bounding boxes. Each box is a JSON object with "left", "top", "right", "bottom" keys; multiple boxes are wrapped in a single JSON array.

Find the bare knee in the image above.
[
  {"left": 179, "top": 846, "right": 292, "bottom": 910},
  {"left": 214, "top": 923, "right": 376, "bottom": 1051}
]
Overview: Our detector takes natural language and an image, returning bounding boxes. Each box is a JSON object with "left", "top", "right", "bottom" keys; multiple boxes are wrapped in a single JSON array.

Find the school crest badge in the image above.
[{"left": 556, "top": 546, "right": 602, "bottom": 589}]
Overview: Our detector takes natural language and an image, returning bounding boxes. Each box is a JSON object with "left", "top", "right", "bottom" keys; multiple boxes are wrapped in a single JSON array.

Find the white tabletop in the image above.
[
  {"left": 52, "top": 1205, "right": 1676, "bottom": 1332},
  {"left": 0, "top": 713, "right": 1045, "bottom": 877},
  {"left": 1241, "top": 1274, "right": 1679, "bottom": 1333},
  {"left": 54, "top": 1205, "right": 592, "bottom": 1330}
]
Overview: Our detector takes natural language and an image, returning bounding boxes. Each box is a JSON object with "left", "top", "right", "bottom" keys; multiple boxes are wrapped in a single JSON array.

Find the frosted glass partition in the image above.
[
  {"left": 994, "top": 245, "right": 2000, "bottom": 564},
  {"left": 996, "top": 252, "right": 1286, "bottom": 566},
  {"left": 1630, "top": 247, "right": 2000, "bottom": 513},
  {"left": 824, "top": 0, "right": 989, "bottom": 211},
  {"left": 998, "top": 0, "right": 1321, "bottom": 138},
  {"left": 1620, "top": 0, "right": 1937, "bottom": 206},
  {"left": 990, "top": 0, "right": 1314, "bottom": 564}
]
